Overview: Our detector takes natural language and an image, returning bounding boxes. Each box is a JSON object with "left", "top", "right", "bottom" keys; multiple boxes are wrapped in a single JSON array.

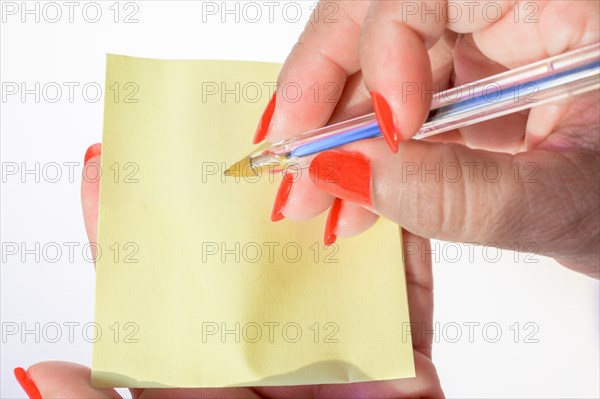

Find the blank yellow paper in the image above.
[{"left": 92, "top": 55, "right": 415, "bottom": 388}]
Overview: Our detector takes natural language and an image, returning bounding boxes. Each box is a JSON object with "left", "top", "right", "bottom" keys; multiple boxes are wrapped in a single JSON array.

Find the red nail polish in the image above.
[
  {"left": 271, "top": 173, "right": 293, "bottom": 222},
  {"left": 309, "top": 151, "right": 372, "bottom": 207},
  {"left": 84, "top": 143, "right": 102, "bottom": 165},
  {"left": 371, "top": 91, "right": 399, "bottom": 153},
  {"left": 324, "top": 198, "right": 343, "bottom": 246},
  {"left": 253, "top": 92, "right": 276, "bottom": 144},
  {"left": 14, "top": 368, "right": 42, "bottom": 399}
]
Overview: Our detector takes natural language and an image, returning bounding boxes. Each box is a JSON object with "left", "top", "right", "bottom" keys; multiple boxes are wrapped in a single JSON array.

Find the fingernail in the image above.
[
  {"left": 309, "top": 151, "right": 372, "bottom": 207},
  {"left": 14, "top": 368, "right": 42, "bottom": 399},
  {"left": 84, "top": 143, "right": 102, "bottom": 165},
  {"left": 324, "top": 198, "right": 343, "bottom": 246},
  {"left": 271, "top": 173, "right": 293, "bottom": 222},
  {"left": 253, "top": 92, "right": 277, "bottom": 144},
  {"left": 371, "top": 91, "right": 399, "bottom": 153}
]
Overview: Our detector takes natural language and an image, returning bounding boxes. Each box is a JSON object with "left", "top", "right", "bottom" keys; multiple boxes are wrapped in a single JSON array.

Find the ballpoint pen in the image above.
[{"left": 225, "top": 42, "right": 600, "bottom": 178}]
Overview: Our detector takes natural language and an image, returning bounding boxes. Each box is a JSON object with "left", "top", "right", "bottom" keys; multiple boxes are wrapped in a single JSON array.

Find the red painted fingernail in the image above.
[
  {"left": 309, "top": 151, "right": 372, "bottom": 207},
  {"left": 14, "top": 368, "right": 42, "bottom": 399},
  {"left": 271, "top": 173, "right": 293, "bottom": 222},
  {"left": 253, "top": 92, "right": 277, "bottom": 144},
  {"left": 84, "top": 143, "right": 102, "bottom": 165},
  {"left": 371, "top": 91, "right": 399, "bottom": 153},
  {"left": 324, "top": 198, "right": 343, "bottom": 246}
]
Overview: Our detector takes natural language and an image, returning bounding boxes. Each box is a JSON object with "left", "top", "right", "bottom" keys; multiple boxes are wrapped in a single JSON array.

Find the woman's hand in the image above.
[
  {"left": 13, "top": 144, "right": 443, "bottom": 399},
  {"left": 258, "top": 0, "right": 599, "bottom": 277}
]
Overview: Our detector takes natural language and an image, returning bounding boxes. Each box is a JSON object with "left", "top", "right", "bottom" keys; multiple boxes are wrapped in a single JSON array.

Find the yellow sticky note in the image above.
[{"left": 92, "top": 55, "right": 414, "bottom": 388}]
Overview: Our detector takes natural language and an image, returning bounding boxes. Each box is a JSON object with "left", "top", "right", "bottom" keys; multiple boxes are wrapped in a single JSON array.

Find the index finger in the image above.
[{"left": 257, "top": 0, "right": 369, "bottom": 144}]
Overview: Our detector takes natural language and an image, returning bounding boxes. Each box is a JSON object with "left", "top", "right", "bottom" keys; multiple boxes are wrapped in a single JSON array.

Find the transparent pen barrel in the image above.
[{"left": 251, "top": 42, "right": 599, "bottom": 173}]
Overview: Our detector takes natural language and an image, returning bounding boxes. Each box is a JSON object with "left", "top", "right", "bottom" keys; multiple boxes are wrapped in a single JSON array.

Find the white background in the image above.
[{"left": 1, "top": 1, "right": 599, "bottom": 398}]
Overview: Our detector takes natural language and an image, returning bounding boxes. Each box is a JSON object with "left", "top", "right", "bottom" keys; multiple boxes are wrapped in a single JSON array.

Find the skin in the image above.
[
  {"left": 269, "top": 0, "right": 599, "bottom": 278},
  {"left": 18, "top": 1, "right": 599, "bottom": 397}
]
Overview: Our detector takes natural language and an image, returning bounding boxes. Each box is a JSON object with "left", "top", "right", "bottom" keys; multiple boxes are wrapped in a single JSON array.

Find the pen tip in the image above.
[{"left": 224, "top": 157, "right": 258, "bottom": 177}]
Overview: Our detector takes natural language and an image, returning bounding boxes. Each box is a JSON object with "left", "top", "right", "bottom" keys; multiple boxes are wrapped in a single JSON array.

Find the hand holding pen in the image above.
[{"left": 247, "top": 1, "right": 599, "bottom": 278}]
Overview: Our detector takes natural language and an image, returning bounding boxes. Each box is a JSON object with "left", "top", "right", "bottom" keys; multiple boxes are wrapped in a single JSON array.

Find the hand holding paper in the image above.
[{"left": 13, "top": 56, "right": 443, "bottom": 399}]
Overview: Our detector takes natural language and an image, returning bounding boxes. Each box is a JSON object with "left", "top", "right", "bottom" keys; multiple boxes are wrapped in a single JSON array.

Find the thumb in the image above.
[
  {"left": 81, "top": 143, "right": 102, "bottom": 263},
  {"left": 14, "top": 362, "right": 121, "bottom": 399},
  {"left": 308, "top": 139, "right": 599, "bottom": 272}
]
